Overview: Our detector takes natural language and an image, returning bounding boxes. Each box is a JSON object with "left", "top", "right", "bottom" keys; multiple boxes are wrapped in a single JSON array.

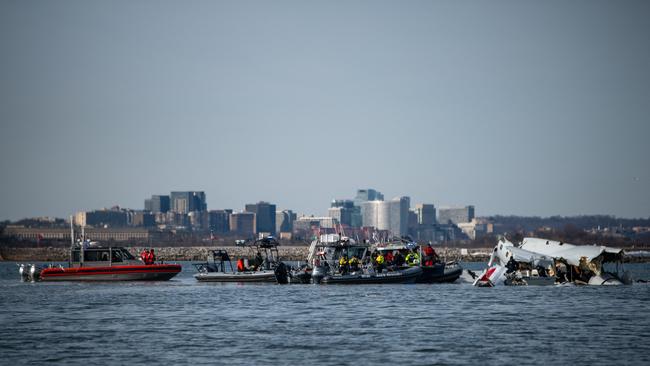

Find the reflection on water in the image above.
[{"left": 1, "top": 262, "right": 649, "bottom": 365}]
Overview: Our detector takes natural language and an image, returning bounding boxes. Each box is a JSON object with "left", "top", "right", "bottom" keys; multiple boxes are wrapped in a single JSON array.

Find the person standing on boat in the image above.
[
  {"left": 141, "top": 249, "right": 153, "bottom": 265},
  {"left": 237, "top": 258, "right": 245, "bottom": 272},
  {"left": 423, "top": 244, "right": 438, "bottom": 266},
  {"left": 149, "top": 249, "right": 156, "bottom": 265},
  {"left": 253, "top": 251, "right": 263, "bottom": 270}
]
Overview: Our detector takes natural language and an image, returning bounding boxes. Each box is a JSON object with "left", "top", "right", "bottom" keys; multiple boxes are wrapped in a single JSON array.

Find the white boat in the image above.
[{"left": 193, "top": 237, "right": 288, "bottom": 283}]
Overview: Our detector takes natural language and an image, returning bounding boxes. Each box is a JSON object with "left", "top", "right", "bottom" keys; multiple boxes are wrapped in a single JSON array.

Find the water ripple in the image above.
[{"left": 1, "top": 262, "right": 649, "bottom": 365}]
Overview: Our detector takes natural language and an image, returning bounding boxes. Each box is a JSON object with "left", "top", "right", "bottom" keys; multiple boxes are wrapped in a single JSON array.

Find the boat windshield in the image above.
[
  {"left": 114, "top": 248, "right": 135, "bottom": 260},
  {"left": 329, "top": 246, "right": 367, "bottom": 261},
  {"left": 71, "top": 248, "right": 135, "bottom": 262}
]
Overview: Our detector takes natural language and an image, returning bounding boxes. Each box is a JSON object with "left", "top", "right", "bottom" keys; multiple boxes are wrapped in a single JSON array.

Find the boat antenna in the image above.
[
  {"left": 69, "top": 215, "right": 74, "bottom": 248},
  {"left": 69, "top": 215, "right": 74, "bottom": 266},
  {"left": 80, "top": 224, "right": 85, "bottom": 267}
]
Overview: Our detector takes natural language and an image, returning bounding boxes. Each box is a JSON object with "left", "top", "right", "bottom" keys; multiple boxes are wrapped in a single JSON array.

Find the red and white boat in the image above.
[
  {"left": 19, "top": 222, "right": 181, "bottom": 282},
  {"left": 20, "top": 244, "right": 181, "bottom": 281}
]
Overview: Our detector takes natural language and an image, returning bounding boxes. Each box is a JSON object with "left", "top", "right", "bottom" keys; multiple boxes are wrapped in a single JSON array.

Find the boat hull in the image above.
[
  {"left": 320, "top": 267, "right": 423, "bottom": 285},
  {"left": 416, "top": 262, "right": 463, "bottom": 283},
  {"left": 194, "top": 270, "right": 277, "bottom": 282},
  {"left": 39, "top": 264, "right": 182, "bottom": 281}
]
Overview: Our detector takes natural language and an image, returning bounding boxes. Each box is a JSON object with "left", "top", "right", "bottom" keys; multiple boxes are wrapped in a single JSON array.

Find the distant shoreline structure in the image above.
[{"left": 2, "top": 246, "right": 650, "bottom": 263}]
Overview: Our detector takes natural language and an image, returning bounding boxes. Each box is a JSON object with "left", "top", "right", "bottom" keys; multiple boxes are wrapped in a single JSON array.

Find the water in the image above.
[{"left": 1, "top": 261, "right": 649, "bottom": 365}]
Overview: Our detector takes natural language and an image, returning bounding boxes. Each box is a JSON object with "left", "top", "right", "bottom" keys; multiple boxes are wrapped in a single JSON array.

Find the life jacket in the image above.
[
  {"left": 237, "top": 258, "right": 245, "bottom": 272},
  {"left": 385, "top": 252, "right": 394, "bottom": 263},
  {"left": 339, "top": 257, "right": 348, "bottom": 266},
  {"left": 406, "top": 253, "right": 420, "bottom": 266},
  {"left": 141, "top": 250, "right": 152, "bottom": 264},
  {"left": 424, "top": 246, "right": 434, "bottom": 257},
  {"left": 376, "top": 255, "right": 385, "bottom": 265}
]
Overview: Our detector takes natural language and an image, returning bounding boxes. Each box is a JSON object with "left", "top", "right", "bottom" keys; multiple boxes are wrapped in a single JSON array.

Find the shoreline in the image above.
[
  {"left": 0, "top": 246, "right": 490, "bottom": 262},
  {"left": 2, "top": 246, "right": 649, "bottom": 263}
]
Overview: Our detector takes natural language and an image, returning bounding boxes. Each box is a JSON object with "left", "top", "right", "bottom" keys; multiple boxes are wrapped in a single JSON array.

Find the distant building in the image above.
[
  {"left": 170, "top": 191, "right": 207, "bottom": 214},
  {"left": 276, "top": 210, "right": 296, "bottom": 234},
  {"left": 415, "top": 204, "right": 436, "bottom": 225},
  {"left": 188, "top": 211, "right": 207, "bottom": 231},
  {"left": 208, "top": 210, "right": 231, "bottom": 234},
  {"left": 361, "top": 200, "right": 384, "bottom": 230},
  {"left": 354, "top": 188, "right": 384, "bottom": 205},
  {"left": 438, "top": 206, "right": 475, "bottom": 225},
  {"left": 361, "top": 196, "right": 410, "bottom": 236},
  {"left": 229, "top": 212, "right": 255, "bottom": 237},
  {"left": 74, "top": 209, "right": 128, "bottom": 228},
  {"left": 457, "top": 219, "right": 488, "bottom": 240},
  {"left": 329, "top": 199, "right": 361, "bottom": 227},
  {"left": 245, "top": 202, "right": 276, "bottom": 235},
  {"left": 3, "top": 226, "right": 164, "bottom": 243},
  {"left": 145, "top": 195, "right": 170, "bottom": 213},
  {"left": 155, "top": 211, "right": 190, "bottom": 229},
  {"left": 296, "top": 216, "right": 338, "bottom": 229},
  {"left": 408, "top": 209, "right": 418, "bottom": 235},
  {"left": 129, "top": 211, "right": 155, "bottom": 227},
  {"left": 328, "top": 207, "right": 348, "bottom": 227}
]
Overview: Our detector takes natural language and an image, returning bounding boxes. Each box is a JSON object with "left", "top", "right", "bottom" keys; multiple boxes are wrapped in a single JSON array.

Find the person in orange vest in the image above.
[
  {"left": 384, "top": 251, "right": 394, "bottom": 267},
  {"left": 423, "top": 243, "right": 439, "bottom": 266},
  {"left": 148, "top": 249, "right": 156, "bottom": 264},
  {"left": 237, "top": 258, "right": 245, "bottom": 272},
  {"left": 140, "top": 250, "right": 150, "bottom": 264}
]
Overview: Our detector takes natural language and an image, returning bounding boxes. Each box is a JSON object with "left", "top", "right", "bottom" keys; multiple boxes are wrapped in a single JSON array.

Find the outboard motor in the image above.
[
  {"left": 311, "top": 265, "right": 329, "bottom": 284},
  {"left": 29, "top": 264, "right": 40, "bottom": 282},
  {"left": 18, "top": 264, "right": 28, "bottom": 282}
]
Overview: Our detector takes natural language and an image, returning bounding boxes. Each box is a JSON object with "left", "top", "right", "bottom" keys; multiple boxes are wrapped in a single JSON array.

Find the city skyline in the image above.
[
  {"left": 1, "top": 185, "right": 648, "bottom": 222},
  {"left": 1, "top": 1, "right": 649, "bottom": 220}
]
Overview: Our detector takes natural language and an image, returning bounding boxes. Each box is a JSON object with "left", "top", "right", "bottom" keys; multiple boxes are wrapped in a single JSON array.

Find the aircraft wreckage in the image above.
[{"left": 472, "top": 237, "right": 634, "bottom": 287}]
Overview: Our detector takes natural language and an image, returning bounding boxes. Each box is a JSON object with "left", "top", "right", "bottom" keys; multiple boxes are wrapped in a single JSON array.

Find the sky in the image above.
[{"left": 1, "top": 0, "right": 649, "bottom": 220}]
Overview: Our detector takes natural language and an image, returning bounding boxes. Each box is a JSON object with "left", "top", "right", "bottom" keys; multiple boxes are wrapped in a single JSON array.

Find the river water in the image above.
[{"left": 1, "top": 261, "right": 649, "bottom": 365}]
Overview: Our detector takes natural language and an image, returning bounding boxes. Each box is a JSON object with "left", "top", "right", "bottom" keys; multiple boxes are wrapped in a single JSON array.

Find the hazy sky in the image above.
[{"left": 1, "top": 0, "right": 649, "bottom": 220}]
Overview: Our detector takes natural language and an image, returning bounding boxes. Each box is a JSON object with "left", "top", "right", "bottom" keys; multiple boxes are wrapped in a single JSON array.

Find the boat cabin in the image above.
[
  {"left": 309, "top": 234, "right": 370, "bottom": 269},
  {"left": 69, "top": 242, "right": 137, "bottom": 267}
]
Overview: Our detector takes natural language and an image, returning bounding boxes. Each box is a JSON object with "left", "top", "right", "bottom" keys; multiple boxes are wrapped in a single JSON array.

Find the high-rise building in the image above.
[
  {"left": 208, "top": 210, "right": 231, "bottom": 234},
  {"left": 328, "top": 207, "right": 348, "bottom": 227},
  {"left": 390, "top": 196, "right": 410, "bottom": 236},
  {"left": 276, "top": 210, "right": 296, "bottom": 233},
  {"left": 245, "top": 201, "right": 276, "bottom": 235},
  {"left": 355, "top": 189, "right": 384, "bottom": 204},
  {"left": 229, "top": 212, "right": 255, "bottom": 237},
  {"left": 437, "top": 206, "right": 475, "bottom": 225},
  {"left": 329, "top": 199, "right": 361, "bottom": 227},
  {"left": 360, "top": 196, "right": 410, "bottom": 236},
  {"left": 415, "top": 204, "right": 436, "bottom": 226},
  {"left": 170, "top": 191, "right": 207, "bottom": 214},
  {"left": 150, "top": 195, "right": 170, "bottom": 213}
]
